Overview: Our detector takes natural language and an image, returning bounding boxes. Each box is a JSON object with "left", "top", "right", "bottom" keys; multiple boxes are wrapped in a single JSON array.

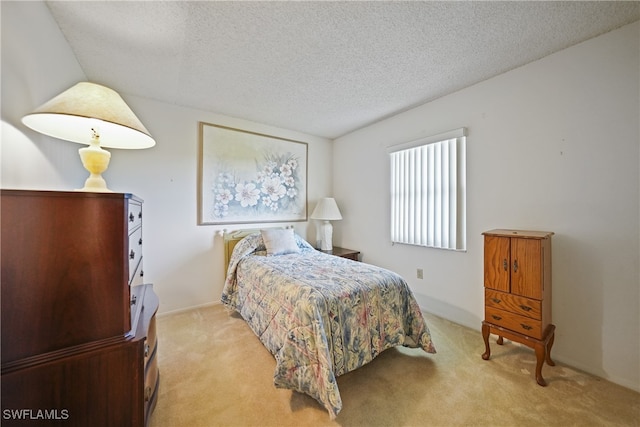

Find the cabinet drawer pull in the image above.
[
  {"left": 492, "top": 315, "right": 502, "bottom": 321},
  {"left": 144, "top": 343, "right": 150, "bottom": 357},
  {"left": 130, "top": 250, "right": 135, "bottom": 260},
  {"left": 492, "top": 298, "right": 501, "bottom": 304},
  {"left": 513, "top": 259, "right": 519, "bottom": 273},
  {"left": 130, "top": 295, "right": 137, "bottom": 306},
  {"left": 129, "top": 212, "right": 135, "bottom": 222},
  {"left": 145, "top": 386, "right": 151, "bottom": 402},
  {"left": 520, "top": 324, "right": 533, "bottom": 330},
  {"left": 138, "top": 238, "right": 143, "bottom": 245},
  {"left": 520, "top": 305, "right": 532, "bottom": 312},
  {"left": 503, "top": 259, "right": 508, "bottom": 271}
]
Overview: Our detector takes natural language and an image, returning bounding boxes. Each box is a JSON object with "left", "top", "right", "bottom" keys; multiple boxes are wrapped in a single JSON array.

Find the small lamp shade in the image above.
[
  {"left": 310, "top": 197, "right": 342, "bottom": 221},
  {"left": 311, "top": 198, "right": 342, "bottom": 250},
  {"left": 21, "top": 82, "right": 155, "bottom": 192}
]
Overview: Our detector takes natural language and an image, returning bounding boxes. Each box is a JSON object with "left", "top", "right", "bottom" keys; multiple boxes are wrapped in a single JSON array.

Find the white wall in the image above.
[
  {"left": 1, "top": 1, "right": 334, "bottom": 314},
  {"left": 333, "top": 22, "right": 640, "bottom": 391},
  {"left": 3, "top": 0, "right": 638, "bottom": 394}
]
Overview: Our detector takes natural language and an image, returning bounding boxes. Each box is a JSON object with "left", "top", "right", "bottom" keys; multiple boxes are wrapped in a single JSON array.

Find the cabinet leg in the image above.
[
  {"left": 546, "top": 330, "right": 556, "bottom": 366},
  {"left": 534, "top": 343, "right": 547, "bottom": 386},
  {"left": 496, "top": 336, "right": 504, "bottom": 345},
  {"left": 481, "top": 323, "right": 491, "bottom": 360}
]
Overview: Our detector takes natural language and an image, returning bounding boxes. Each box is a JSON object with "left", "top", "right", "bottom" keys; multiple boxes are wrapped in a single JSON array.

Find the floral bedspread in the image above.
[{"left": 221, "top": 233, "right": 436, "bottom": 418}]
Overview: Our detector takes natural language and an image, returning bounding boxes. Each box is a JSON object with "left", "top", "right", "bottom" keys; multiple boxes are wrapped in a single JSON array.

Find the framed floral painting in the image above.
[{"left": 198, "top": 122, "right": 308, "bottom": 225}]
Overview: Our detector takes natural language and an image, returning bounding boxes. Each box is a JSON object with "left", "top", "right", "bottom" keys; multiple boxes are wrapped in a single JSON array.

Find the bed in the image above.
[{"left": 221, "top": 228, "right": 436, "bottom": 418}]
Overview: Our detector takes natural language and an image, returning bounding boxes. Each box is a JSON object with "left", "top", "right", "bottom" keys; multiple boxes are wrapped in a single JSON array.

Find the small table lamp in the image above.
[
  {"left": 310, "top": 197, "right": 342, "bottom": 250},
  {"left": 22, "top": 82, "right": 155, "bottom": 192}
]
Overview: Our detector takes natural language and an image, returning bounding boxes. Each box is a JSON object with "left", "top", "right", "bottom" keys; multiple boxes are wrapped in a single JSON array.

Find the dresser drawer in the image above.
[
  {"left": 130, "top": 257, "right": 144, "bottom": 286},
  {"left": 128, "top": 200, "right": 143, "bottom": 232},
  {"left": 128, "top": 226, "right": 143, "bottom": 284},
  {"left": 485, "top": 289, "right": 541, "bottom": 320},
  {"left": 485, "top": 306, "right": 543, "bottom": 339},
  {"left": 144, "top": 329, "right": 159, "bottom": 423},
  {"left": 144, "top": 342, "right": 158, "bottom": 398},
  {"left": 145, "top": 316, "right": 157, "bottom": 363},
  {"left": 144, "top": 342, "right": 159, "bottom": 422}
]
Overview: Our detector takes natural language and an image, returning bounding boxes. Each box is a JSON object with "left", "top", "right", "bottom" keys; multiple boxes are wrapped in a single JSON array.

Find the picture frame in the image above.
[{"left": 198, "top": 122, "right": 308, "bottom": 225}]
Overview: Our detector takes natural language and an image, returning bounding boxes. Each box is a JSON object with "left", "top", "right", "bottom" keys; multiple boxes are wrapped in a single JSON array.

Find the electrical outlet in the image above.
[{"left": 417, "top": 268, "right": 423, "bottom": 279}]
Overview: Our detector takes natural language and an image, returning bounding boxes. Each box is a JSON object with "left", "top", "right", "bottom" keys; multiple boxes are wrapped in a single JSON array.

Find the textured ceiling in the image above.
[{"left": 46, "top": 1, "right": 639, "bottom": 139}]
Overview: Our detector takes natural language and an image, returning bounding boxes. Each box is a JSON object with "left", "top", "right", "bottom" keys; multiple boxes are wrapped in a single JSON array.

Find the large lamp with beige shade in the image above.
[{"left": 22, "top": 82, "right": 155, "bottom": 192}]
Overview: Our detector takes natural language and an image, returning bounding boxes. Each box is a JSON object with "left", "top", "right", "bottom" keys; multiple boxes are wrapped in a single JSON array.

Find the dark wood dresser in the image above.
[{"left": 1, "top": 190, "right": 159, "bottom": 426}]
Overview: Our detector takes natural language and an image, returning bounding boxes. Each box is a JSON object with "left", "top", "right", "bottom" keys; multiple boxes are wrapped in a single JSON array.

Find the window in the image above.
[{"left": 389, "top": 128, "right": 466, "bottom": 251}]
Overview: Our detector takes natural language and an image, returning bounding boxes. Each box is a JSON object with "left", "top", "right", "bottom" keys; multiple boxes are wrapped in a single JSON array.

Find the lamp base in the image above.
[
  {"left": 77, "top": 140, "right": 112, "bottom": 192},
  {"left": 318, "top": 221, "right": 333, "bottom": 251},
  {"left": 78, "top": 174, "right": 112, "bottom": 193}
]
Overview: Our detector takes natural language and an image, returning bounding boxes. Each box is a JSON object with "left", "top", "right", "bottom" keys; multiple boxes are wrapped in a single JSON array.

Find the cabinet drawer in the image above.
[
  {"left": 145, "top": 316, "right": 157, "bottom": 363},
  {"left": 144, "top": 342, "right": 158, "bottom": 393},
  {"left": 485, "top": 306, "right": 543, "bottom": 339},
  {"left": 144, "top": 343, "right": 159, "bottom": 420},
  {"left": 128, "top": 227, "right": 143, "bottom": 284},
  {"left": 128, "top": 200, "right": 143, "bottom": 232},
  {"left": 485, "top": 289, "right": 541, "bottom": 320},
  {"left": 130, "top": 257, "right": 144, "bottom": 286}
]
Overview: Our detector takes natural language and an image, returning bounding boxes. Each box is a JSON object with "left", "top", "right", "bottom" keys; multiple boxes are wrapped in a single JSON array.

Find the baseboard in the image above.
[{"left": 157, "top": 300, "right": 222, "bottom": 317}]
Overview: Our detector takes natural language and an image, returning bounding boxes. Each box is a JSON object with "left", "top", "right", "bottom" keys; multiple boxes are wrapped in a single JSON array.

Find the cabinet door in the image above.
[
  {"left": 484, "top": 236, "right": 510, "bottom": 292},
  {"left": 511, "top": 238, "right": 542, "bottom": 299}
]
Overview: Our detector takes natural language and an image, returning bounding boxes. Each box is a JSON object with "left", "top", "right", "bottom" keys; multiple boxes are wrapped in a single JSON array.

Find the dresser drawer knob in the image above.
[
  {"left": 520, "top": 324, "right": 533, "bottom": 331},
  {"left": 520, "top": 305, "right": 532, "bottom": 312},
  {"left": 144, "top": 343, "right": 150, "bottom": 357},
  {"left": 129, "top": 212, "right": 135, "bottom": 222},
  {"left": 130, "top": 295, "right": 137, "bottom": 306},
  {"left": 139, "top": 212, "right": 143, "bottom": 219},
  {"left": 130, "top": 250, "right": 135, "bottom": 260},
  {"left": 145, "top": 386, "right": 151, "bottom": 402},
  {"left": 492, "top": 298, "right": 501, "bottom": 304},
  {"left": 138, "top": 238, "right": 143, "bottom": 245},
  {"left": 491, "top": 315, "right": 502, "bottom": 321}
]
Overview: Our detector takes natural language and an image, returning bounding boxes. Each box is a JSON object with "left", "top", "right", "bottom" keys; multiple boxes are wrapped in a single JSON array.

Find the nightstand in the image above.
[{"left": 320, "top": 247, "right": 360, "bottom": 261}]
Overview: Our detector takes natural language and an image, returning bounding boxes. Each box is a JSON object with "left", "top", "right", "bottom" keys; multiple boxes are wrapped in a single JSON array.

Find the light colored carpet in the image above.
[{"left": 149, "top": 304, "right": 639, "bottom": 427}]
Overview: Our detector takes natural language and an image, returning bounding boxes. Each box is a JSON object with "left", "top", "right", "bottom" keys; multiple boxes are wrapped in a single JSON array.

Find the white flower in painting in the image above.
[
  {"left": 286, "top": 187, "right": 297, "bottom": 198},
  {"left": 280, "top": 162, "right": 293, "bottom": 177},
  {"left": 287, "top": 158, "right": 298, "bottom": 170},
  {"left": 283, "top": 176, "right": 295, "bottom": 187},
  {"left": 261, "top": 176, "right": 286, "bottom": 201},
  {"left": 234, "top": 182, "right": 260, "bottom": 207},
  {"left": 215, "top": 188, "right": 233, "bottom": 204}
]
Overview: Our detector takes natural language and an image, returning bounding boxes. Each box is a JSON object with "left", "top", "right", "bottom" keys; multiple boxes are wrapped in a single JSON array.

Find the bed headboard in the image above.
[
  {"left": 223, "top": 226, "right": 296, "bottom": 273},
  {"left": 223, "top": 229, "right": 259, "bottom": 273}
]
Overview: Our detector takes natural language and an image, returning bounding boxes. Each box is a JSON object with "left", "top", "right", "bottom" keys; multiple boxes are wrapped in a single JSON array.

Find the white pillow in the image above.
[{"left": 261, "top": 228, "right": 300, "bottom": 256}]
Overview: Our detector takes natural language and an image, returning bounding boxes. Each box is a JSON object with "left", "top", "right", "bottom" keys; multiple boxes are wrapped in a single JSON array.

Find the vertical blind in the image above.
[{"left": 389, "top": 128, "right": 466, "bottom": 251}]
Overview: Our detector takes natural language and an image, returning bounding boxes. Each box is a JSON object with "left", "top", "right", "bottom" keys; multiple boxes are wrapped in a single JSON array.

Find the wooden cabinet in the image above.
[
  {"left": 321, "top": 246, "right": 360, "bottom": 261},
  {"left": 1, "top": 190, "right": 158, "bottom": 426},
  {"left": 481, "top": 229, "right": 556, "bottom": 386}
]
